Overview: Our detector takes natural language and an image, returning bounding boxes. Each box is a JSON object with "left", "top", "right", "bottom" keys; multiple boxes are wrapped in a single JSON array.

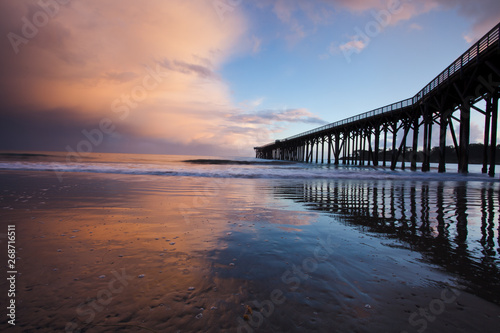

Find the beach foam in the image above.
[{"left": 0, "top": 152, "right": 498, "bottom": 182}]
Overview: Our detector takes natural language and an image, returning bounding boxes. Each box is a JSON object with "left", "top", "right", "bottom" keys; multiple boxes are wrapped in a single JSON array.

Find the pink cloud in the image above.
[
  {"left": 230, "top": 108, "right": 327, "bottom": 125},
  {"left": 261, "top": 0, "right": 499, "bottom": 50},
  {"left": 339, "top": 38, "right": 368, "bottom": 53},
  {"left": 0, "top": 0, "right": 272, "bottom": 155}
]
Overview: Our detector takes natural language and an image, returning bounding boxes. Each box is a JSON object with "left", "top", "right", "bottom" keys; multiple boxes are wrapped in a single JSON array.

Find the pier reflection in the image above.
[{"left": 273, "top": 180, "right": 500, "bottom": 305}]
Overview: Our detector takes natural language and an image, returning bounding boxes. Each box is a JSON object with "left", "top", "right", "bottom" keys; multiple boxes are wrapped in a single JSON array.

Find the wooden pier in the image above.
[{"left": 255, "top": 22, "right": 500, "bottom": 176}]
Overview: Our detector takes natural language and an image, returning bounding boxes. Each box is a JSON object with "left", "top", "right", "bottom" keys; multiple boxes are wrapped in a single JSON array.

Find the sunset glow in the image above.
[{"left": 1, "top": 0, "right": 499, "bottom": 156}]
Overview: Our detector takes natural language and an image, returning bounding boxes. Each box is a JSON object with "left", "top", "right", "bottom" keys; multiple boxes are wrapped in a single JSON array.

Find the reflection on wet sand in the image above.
[
  {"left": 1, "top": 172, "right": 500, "bottom": 332},
  {"left": 273, "top": 180, "right": 500, "bottom": 305},
  {"left": 0, "top": 172, "right": 319, "bottom": 332}
]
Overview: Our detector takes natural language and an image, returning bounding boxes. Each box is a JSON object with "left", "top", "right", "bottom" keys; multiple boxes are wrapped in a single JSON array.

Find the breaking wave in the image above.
[{"left": 0, "top": 159, "right": 497, "bottom": 182}]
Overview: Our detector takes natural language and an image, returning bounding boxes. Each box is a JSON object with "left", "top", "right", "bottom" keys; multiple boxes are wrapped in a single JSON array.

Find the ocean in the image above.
[
  {"left": 0, "top": 151, "right": 497, "bottom": 181},
  {"left": 0, "top": 151, "right": 499, "bottom": 332}
]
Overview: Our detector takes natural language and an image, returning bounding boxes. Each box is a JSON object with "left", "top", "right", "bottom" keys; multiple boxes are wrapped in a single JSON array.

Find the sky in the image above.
[{"left": 1, "top": 0, "right": 499, "bottom": 157}]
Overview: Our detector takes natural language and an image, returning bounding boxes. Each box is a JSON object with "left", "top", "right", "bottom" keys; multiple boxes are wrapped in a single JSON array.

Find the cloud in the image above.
[
  {"left": 329, "top": 0, "right": 385, "bottom": 12},
  {"left": 316, "top": 0, "right": 499, "bottom": 60},
  {"left": 261, "top": 0, "right": 498, "bottom": 54},
  {"left": 161, "top": 59, "right": 220, "bottom": 80},
  {"left": 439, "top": 0, "right": 500, "bottom": 43},
  {"left": 339, "top": 38, "right": 368, "bottom": 53},
  {"left": 272, "top": 0, "right": 307, "bottom": 43},
  {"left": 325, "top": 37, "right": 368, "bottom": 60},
  {"left": 255, "top": 0, "right": 335, "bottom": 43},
  {"left": 409, "top": 23, "right": 423, "bottom": 31},
  {"left": 239, "top": 97, "right": 265, "bottom": 110},
  {"left": 104, "top": 71, "right": 140, "bottom": 83},
  {"left": 0, "top": 0, "right": 276, "bottom": 156},
  {"left": 346, "top": 0, "right": 499, "bottom": 36},
  {"left": 251, "top": 35, "right": 262, "bottom": 54},
  {"left": 230, "top": 108, "right": 328, "bottom": 125},
  {"left": 469, "top": 121, "right": 485, "bottom": 144},
  {"left": 338, "top": 0, "right": 500, "bottom": 42},
  {"left": 4, "top": 1, "right": 495, "bottom": 158}
]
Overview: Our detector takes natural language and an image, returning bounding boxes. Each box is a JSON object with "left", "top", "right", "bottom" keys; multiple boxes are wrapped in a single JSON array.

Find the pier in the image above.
[{"left": 255, "top": 22, "right": 500, "bottom": 176}]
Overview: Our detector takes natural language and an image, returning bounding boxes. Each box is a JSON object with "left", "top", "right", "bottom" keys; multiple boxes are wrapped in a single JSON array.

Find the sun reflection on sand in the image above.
[
  {"left": 2, "top": 171, "right": 500, "bottom": 332},
  {"left": 1, "top": 172, "right": 320, "bottom": 331}
]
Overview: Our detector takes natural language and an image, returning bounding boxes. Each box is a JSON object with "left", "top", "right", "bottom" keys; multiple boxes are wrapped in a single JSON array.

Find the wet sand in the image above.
[{"left": 1, "top": 171, "right": 500, "bottom": 332}]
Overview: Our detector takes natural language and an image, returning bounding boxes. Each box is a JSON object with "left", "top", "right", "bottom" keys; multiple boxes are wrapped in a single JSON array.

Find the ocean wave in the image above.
[
  {"left": 0, "top": 161, "right": 498, "bottom": 182},
  {"left": 183, "top": 159, "right": 296, "bottom": 165},
  {"left": 0, "top": 152, "right": 55, "bottom": 159}
]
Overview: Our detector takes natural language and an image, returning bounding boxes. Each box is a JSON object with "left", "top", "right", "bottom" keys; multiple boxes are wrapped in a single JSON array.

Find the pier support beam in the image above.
[
  {"left": 315, "top": 138, "right": 319, "bottom": 164},
  {"left": 458, "top": 101, "right": 471, "bottom": 174},
  {"left": 321, "top": 137, "right": 325, "bottom": 164},
  {"left": 438, "top": 111, "right": 448, "bottom": 173},
  {"left": 383, "top": 125, "right": 388, "bottom": 167},
  {"left": 328, "top": 135, "right": 332, "bottom": 164},
  {"left": 347, "top": 133, "right": 351, "bottom": 165},
  {"left": 305, "top": 141, "right": 310, "bottom": 163},
  {"left": 355, "top": 132, "right": 359, "bottom": 165},
  {"left": 334, "top": 133, "right": 340, "bottom": 165},
  {"left": 361, "top": 131, "right": 366, "bottom": 166},
  {"left": 411, "top": 116, "right": 419, "bottom": 171},
  {"left": 489, "top": 92, "right": 498, "bottom": 177},
  {"left": 342, "top": 133, "right": 346, "bottom": 165},
  {"left": 482, "top": 99, "right": 491, "bottom": 173},
  {"left": 422, "top": 107, "right": 432, "bottom": 172},
  {"left": 390, "top": 122, "right": 398, "bottom": 170},
  {"left": 401, "top": 124, "right": 407, "bottom": 170},
  {"left": 426, "top": 119, "right": 433, "bottom": 171}
]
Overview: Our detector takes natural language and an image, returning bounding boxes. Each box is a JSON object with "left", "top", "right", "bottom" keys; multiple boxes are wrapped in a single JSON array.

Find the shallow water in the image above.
[
  {"left": 274, "top": 179, "right": 500, "bottom": 305},
  {"left": 0, "top": 151, "right": 497, "bottom": 181},
  {"left": 1, "top": 153, "right": 500, "bottom": 332}
]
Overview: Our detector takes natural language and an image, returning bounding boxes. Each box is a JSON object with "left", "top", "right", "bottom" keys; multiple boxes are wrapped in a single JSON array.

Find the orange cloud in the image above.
[{"left": 0, "top": 0, "right": 273, "bottom": 155}]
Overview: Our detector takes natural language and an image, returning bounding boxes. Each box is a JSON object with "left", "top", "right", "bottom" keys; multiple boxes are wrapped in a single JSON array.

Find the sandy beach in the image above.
[
  {"left": 1, "top": 1, "right": 500, "bottom": 331},
  {"left": 1, "top": 170, "right": 499, "bottom": 332}
]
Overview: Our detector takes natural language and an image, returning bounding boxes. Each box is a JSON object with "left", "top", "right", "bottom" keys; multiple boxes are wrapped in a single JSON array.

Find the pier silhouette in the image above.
[{"left": 255, "top": 22, "right": 500, "bottom": 176}]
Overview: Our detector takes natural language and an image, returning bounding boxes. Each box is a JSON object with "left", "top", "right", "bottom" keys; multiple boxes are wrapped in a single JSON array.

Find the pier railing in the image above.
[{"left": 271, "top": 22, "right": 500, "bottom": 144}]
